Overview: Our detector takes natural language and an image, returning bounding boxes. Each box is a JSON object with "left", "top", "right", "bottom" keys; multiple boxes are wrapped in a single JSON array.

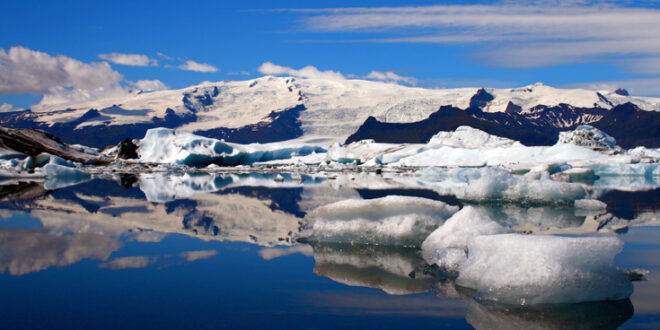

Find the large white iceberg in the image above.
[
  {"left": 139, "top": 128, "right": 324, "bottom": 166},
  {"left": 557, "top": 125, "right": 619, "bottom": 152},
  {"left": 421, "top": 206, "right": 509, "bottom": 271},
  {"left": 305, "top": 195, "right": 459, "bottom": 246},
  {"left": 456, "top": 234, "right": 633, "bottom": 305}
]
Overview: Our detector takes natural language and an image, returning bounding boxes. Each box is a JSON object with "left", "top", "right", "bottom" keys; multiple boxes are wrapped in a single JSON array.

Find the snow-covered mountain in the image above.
[{"left": 1, "top": 76, "right": 659, "bottom": 148}]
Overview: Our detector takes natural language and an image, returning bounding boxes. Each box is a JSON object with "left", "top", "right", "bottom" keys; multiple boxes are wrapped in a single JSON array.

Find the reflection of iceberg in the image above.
[
  {"left": 305, "top": 196, "right": 458, "bottom": 246},
  {"left": 139, "top": 172, "right": 233, "bottom": 202},
  {"left": 465, "top": 298, "right": 634, "bottom": 330},
  {"left": 308, "top": 242, "right": 437, "bottom": 295},
  {"left": 0, "top": 228, "right": 120, "bottom": 275}
]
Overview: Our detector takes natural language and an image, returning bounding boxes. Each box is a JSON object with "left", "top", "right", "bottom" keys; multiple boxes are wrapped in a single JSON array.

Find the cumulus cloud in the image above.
[
  {"left": 178, "top": 60, "right": 219, "bottom": 72},
  {"left": 32, "top": 79, "right": 168, "bottom": 112},
  {"left": 258, "top": 62, "right": 346, "bottom": 80},
  {"left": 0, "top": 46, "right": 123, "bottom": 95},
  {"left": 127, "top": 79, "right": 168, "bottom": 92},
  {"left": 98, "top": 52, "right": 157, "bottom": 67},
  {"left": 365, "top": 70, "right": 417, "bottom": 85},
  {"left": 291, "top": 3, "right": 660, "bottom": 70},
  {"left": 0, "top": 103, "right": 19, "bottom": 112}
]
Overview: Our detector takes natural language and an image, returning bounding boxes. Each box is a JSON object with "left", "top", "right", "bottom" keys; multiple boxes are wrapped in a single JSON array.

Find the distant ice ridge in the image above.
[
  {"left": 329, "top": 125, "right": 609, "bottom": 168},
  {"left": 305, "top": 196, "right": 459, "bottom": 246},
  {"left": 456, "top": 234, "right": 633, "bottom": 305},
  {"left": 139, "top": 128, "right": 324, "bottom": 166}
]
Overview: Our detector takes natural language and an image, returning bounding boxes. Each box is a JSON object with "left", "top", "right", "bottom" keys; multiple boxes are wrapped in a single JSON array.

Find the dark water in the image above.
[{"left": 1, "top": 173, "right": 659, "bottom": 329}]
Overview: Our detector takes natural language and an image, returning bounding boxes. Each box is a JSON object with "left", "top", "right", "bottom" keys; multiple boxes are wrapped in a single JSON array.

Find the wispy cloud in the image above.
[
  {"left": 0, "top": 46, "right": 122, "bottom": 95},
  {"left": 289, "top": 3, "right": 660, "bottom": 70},
  {"left": 178, "top": 60, "right": 219, "bottom": 73},
  {"left": 365, "top": 70, "right": 417, "bottom": 85},
  {"left": 258, "top": 62, "right": 345, "bottom": 80},
  {"left": 568, "top": 77, "right": 660, "bottom": 97},
  {"left": 98, "top": 52, "right": 158, "bottom": 67}
]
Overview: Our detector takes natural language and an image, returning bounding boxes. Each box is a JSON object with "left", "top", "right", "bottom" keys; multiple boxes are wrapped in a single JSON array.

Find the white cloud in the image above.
[
  {"left": 98, "top": 52, "right": 157, "bottom": 67},
  {"left": 293, "top": 4, "right": 660, "bottom": 70},
  {"left": 0, "top": 46, "right": 123, "bottom": 95},
  {"left": 258, "top": 62, "right": 346, "bottom": 80},
  {"left": 127, "top": 79, "right": 168, "bottom": 92},
  {"left": 0, "top": 103, "right": 19, "bottom": 112},
  {"left": 178, "top": 60, "right": 219, "bottom": 73},
  {"left": 365, "top": 70, "right": 417, "bottom": 85}
]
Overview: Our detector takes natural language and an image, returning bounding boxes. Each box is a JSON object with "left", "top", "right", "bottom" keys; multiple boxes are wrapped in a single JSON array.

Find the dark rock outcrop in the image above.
[
  {"left": 116, "top": 138, "right": 139, "bottom": 160},
  {"left": 0, "top": 127, "right": 108, "bottom": 165},
  {"left": 469, "top": 88, "right": 495, "bottom": 109},
  {"left": 194, "top": 104, "right": 305, "bottom": 144}
]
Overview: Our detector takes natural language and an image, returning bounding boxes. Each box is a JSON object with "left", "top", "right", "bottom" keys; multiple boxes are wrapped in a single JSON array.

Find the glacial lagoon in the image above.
[{"left": 1, "top": 172, "right": 659, "bottom": 329}]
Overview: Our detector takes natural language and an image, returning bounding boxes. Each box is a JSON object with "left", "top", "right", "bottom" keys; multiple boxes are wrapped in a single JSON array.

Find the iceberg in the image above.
[
  {"left": 305, "top": 195, "right": 459, "bottom": 246},
  {"left": 139, "top": 128, "right": 324, "bottom": 166},
  {"left": 456, "top": 234, "right": 633, "bottom": 305},
  {"left": 557, "top": 125, "right": 619, "bottom": 152},
  {"left": 421, "top": 207, "right": 509, "bottom": 272}
]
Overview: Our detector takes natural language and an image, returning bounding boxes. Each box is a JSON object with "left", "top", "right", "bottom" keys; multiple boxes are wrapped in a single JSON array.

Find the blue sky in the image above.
[{"left": 1, "top": 0, "right": 660, "bottom": 110}]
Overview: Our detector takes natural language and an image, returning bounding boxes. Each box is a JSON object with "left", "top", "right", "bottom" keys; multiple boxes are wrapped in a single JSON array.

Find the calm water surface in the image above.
[{"left": 1, "top": 173, "right": 659, "bottom": 329}]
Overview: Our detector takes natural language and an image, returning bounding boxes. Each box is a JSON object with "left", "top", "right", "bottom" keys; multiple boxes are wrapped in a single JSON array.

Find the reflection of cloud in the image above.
[
  {"left": 99, "top": 256, "right": 157, "bottom": 270},
  {"left": 0, "top": 228, "right": 121, "bottom": 275},
  {"left": 178, "top": 250, "right": 218, "bottom": 262},
  {"left": 258, "top": 245, "right": 314, "bottom": 260}
]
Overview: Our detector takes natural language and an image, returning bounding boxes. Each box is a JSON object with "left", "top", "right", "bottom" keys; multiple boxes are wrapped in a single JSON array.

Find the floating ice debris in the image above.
[
  {"left": 305, "top": 196, "right": 459, "bottom": 246},
  {"left": 456, "top": 234, "right": 633, "bottom": 305},
  {"left": 421, "top": 207, "right": 509, "bottom": 272}
]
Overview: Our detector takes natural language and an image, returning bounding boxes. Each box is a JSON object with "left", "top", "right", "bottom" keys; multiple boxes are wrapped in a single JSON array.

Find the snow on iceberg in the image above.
[
  {"left": 416, "top": 167, "right": 587, "bottom": 203},
  {"left": 456, "top": 234, "right": 633, "bottom": 305},
  {"left": 421, "top": 206, "right": 509, "bottom": 272},
  {"left": 305, "top": 195, "right": 459, "bottom": 246},
  {"left": 139, "top": 128, "right": 324, "bottom": 166}
]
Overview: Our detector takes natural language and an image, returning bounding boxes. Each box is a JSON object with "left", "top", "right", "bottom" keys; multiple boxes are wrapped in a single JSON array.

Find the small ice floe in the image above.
[{"left": 305, "top": 196, "right": 459, "bottom": 246}]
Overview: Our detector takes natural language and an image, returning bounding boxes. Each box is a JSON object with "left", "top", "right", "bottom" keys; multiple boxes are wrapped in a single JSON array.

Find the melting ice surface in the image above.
[{"left": 1, "top": 170, "right": 660, "bottom": 329}]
